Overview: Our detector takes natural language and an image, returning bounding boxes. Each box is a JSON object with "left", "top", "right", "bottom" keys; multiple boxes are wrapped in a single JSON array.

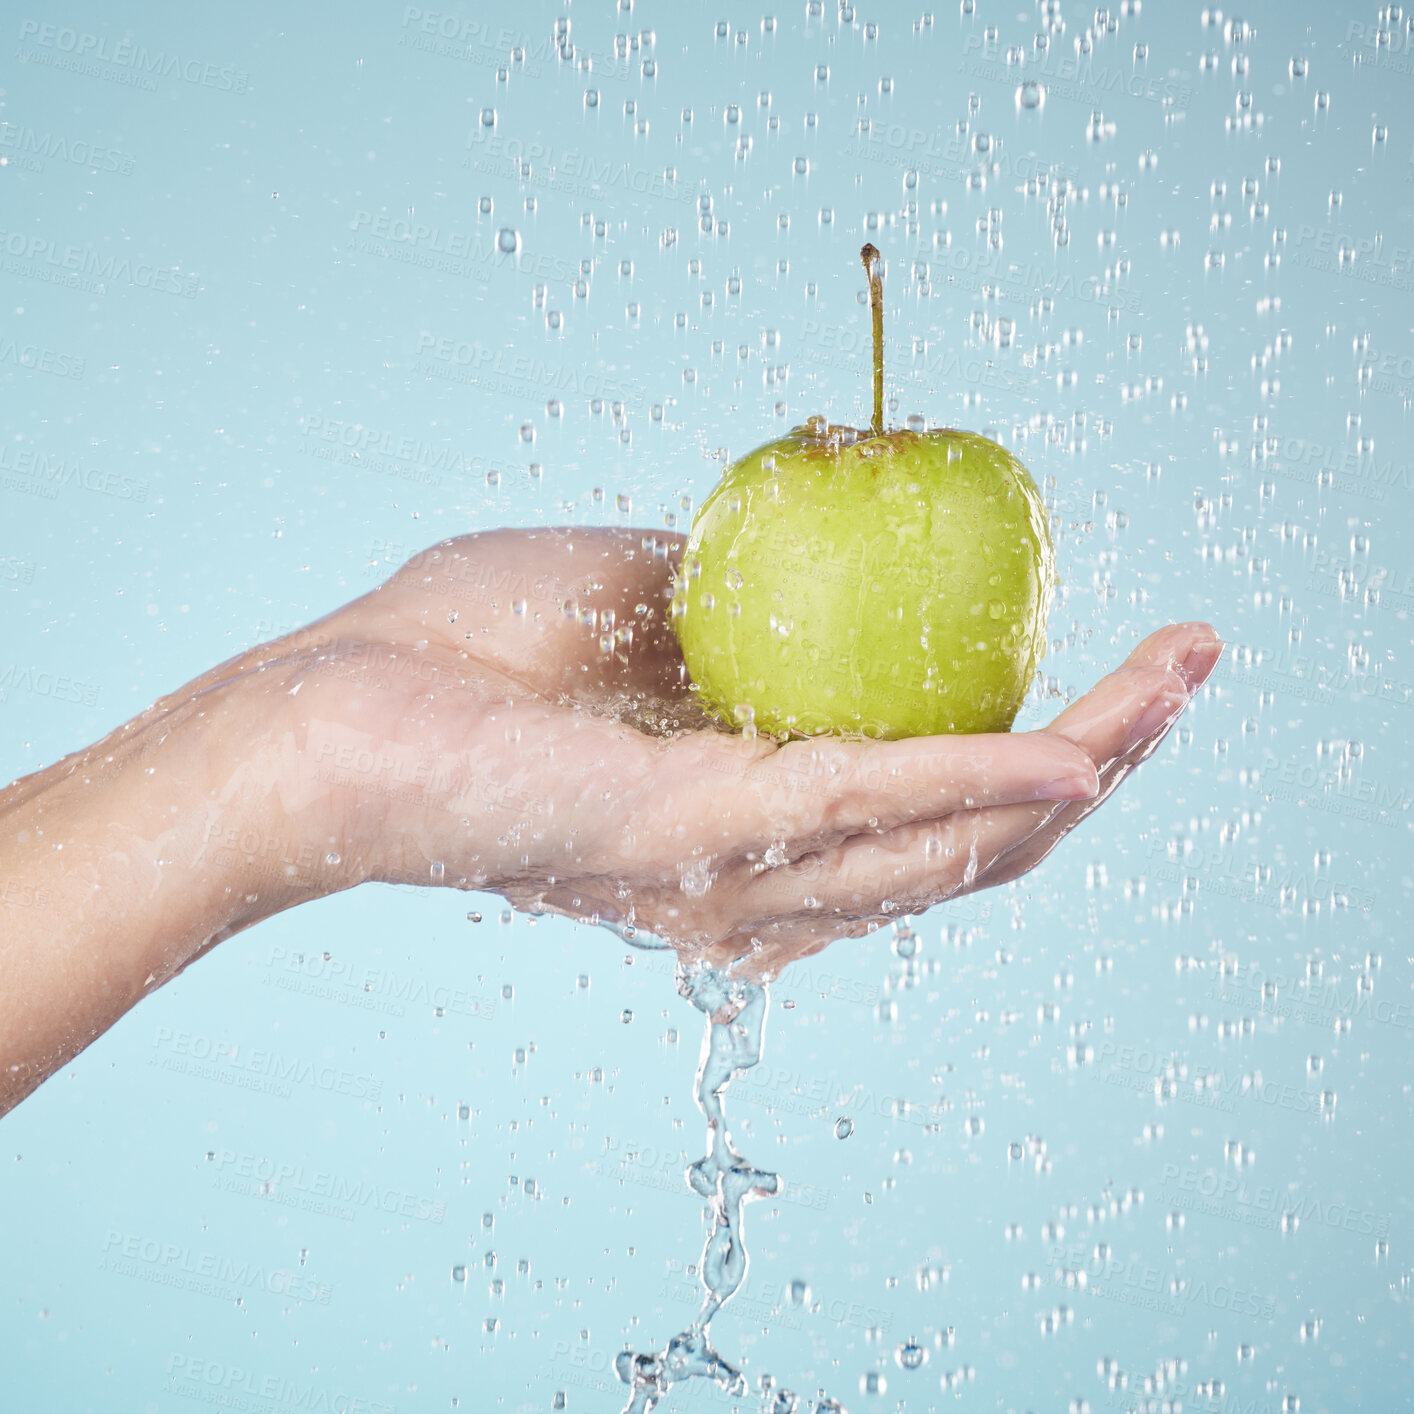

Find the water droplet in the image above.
[
  {"left": 834, "top": 1116, "right": 854, "bottom": 1140},
  {"left": 497, "top": 227, "right": 520, "bottom": 254},
  {"left": 892, "top": 928, "right": 918, "bottom": 959},
  {"left": 1016, "top": 80, "right": 1044, "bottom": 110},
  {"left": 896, "top": 1339, "right": 927, "bottom": 1370}
]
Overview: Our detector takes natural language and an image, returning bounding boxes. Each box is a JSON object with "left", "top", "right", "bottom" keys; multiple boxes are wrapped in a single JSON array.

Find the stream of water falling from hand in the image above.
[{"left": 614, "top": 959, "right": 782, "bottom": 1412}]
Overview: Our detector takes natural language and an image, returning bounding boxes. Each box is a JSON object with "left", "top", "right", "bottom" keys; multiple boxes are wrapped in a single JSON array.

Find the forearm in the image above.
[{"left": 0, "top": 657, "right": 344, "bottom": 1116}]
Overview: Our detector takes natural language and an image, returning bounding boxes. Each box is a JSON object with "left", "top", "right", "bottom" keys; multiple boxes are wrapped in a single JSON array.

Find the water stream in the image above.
[{"left": 614, "top": 960, "right": 782, "bottom": 1412}]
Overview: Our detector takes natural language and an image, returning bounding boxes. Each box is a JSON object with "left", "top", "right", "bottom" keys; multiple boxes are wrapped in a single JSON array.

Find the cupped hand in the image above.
[{"left": 241, "top": 527, "right": 1220, "bottom": 981}]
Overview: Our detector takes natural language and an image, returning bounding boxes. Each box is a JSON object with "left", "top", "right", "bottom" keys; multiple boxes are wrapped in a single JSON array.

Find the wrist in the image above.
[
  {"left": 186, "top": 655, "right": 379, "bottom": 935},
  {"left": 0, "top": 674, "right": 303, "bottom": 1107}
]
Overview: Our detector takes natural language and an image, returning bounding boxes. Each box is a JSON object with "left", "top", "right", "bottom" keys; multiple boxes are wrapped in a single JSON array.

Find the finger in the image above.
[
  {"left": 699, "top": 914, "right": 884, "bottom": 980},
  {"left": 1037, "top": 623, "right": 1222, "bottom": 758},
  {"left": 948, "top": 643, "right": 1222, "bottom": 893},
  {"left": 734, "top": 651, "right": 1204, "bottom": 923},
  {"left": 737, "top": 806, "right": 1005, "bottom": 931},
  {"left": 958, "top": 706, "right": 1191, "bottom": 895},
  {"left": 693, "top": 727, "right": 1100, "bottom": 863},
  {"left": 665, "top": 625, "right": 1227, "bottom": 971},
  {"left": 698, "top": 626, "right": 1224, "bottom": 861}
]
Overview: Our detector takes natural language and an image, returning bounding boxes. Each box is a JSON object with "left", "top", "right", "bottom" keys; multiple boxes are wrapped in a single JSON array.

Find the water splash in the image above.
[{"left": 615, "top": 960, "right": 781, "bottom": 1412}]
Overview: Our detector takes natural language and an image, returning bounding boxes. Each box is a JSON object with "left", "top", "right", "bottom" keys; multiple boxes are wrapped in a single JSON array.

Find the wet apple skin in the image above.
[{"left": 672, "top": 423, "right": 1056, "bottom": 740}]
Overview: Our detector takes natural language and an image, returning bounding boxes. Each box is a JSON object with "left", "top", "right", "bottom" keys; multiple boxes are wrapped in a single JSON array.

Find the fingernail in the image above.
[
  {"left": 1125, "top": 684, "right": 1189, "bottom": 753},
  {"left": 1035, "top": 768, "right": 1100, "bottom": 801},
  {"left": 1178, "top": 636, "right": 1225, "bottom": 693}
]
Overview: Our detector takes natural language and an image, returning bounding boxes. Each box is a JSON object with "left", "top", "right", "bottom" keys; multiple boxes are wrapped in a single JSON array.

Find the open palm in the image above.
[{"left": 232, "top": 527, "right": 1219, "bottom": 980}]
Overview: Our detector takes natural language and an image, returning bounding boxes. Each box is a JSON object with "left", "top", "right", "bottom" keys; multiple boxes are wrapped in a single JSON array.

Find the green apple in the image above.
[{"left": 670, "top": 244, "right": 1055, "bottom": 741}]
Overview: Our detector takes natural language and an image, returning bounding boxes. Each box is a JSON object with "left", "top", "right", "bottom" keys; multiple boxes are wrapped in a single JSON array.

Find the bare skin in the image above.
[{"left": 0, "top": 527, "right": 1222, "bottom": 1117}]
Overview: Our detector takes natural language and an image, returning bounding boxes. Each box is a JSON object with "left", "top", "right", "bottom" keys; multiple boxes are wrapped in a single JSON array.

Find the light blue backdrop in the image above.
[{"left": 3, "top": 2, "right": 1410, "bottom": 1411}]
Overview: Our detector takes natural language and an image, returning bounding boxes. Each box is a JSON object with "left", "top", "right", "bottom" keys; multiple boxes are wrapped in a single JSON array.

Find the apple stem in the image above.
[{"left": 860, "top": 243, "right": 884, "bottom": 438}]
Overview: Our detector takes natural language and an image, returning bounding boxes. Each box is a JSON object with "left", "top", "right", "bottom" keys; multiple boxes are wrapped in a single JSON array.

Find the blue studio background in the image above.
[{"left": 2, "top": 2, "right": 1411, "bottom": 1411}]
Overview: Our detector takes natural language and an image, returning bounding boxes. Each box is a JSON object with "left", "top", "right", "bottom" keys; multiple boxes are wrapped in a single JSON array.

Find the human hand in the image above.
[{"left": 242, "top": 527, "right": 1219, "bottom": 980}]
